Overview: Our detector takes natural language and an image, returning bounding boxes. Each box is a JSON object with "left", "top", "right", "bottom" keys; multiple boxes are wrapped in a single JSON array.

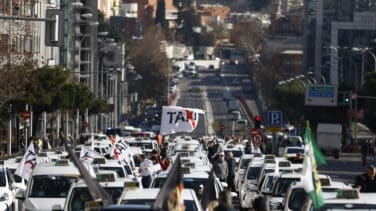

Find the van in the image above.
[
  {"left": 16, "top": 160, "right": 80, "bottom": 210},
  {"left": 231, "top": 111, "right": 241, "bottom": 121}
]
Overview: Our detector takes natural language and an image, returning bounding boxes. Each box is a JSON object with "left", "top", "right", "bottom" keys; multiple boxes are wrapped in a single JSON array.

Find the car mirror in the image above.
[{"left": 15, "top": 189, "right": 25, "bottom": 201}]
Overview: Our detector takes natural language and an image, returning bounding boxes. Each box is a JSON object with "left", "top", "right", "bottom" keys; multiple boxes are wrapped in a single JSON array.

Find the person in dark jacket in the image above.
[
  {"left": 354, "top": 165, "right": 376, "bottom": 192},
  {"left": 214, "top": 190, "right": 234, "bottom": 211},
  {"left": 213, "top": 152, "right": 228, "bottom": 182},
  {"left": 226, "top": 152, "right": 236, "bottom": 191}
]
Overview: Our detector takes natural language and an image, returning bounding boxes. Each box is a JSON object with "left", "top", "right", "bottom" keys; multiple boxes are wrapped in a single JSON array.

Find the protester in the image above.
[
  {"left": 354, "top": 165, "right": 376, "bottom": 192},
  {"left": 214, "top": 190, "right": 234, "bottom": 211},
  {"left": 159, "top": 156, "right": 172, "bottom": 170},
  {"left": 226, "top": 152, "right": 236, "bottom": 191},
  {"left": 138, "top": 154, "right": 153, "bottom": 188},
  {"left": 213, "top": 151, "right": 228, "bottom": 182},
  {"left": 253, "top": 196, "right": 268, "bottom": 211}
]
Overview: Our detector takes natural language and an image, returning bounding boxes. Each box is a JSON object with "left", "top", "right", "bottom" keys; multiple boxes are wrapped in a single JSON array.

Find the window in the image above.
[{"left": 29, "top": 175, "right": 77, "bottom": 198}]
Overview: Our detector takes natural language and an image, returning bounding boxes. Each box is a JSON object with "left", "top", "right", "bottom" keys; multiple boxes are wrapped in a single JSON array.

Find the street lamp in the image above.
[{"left": 352, "top": 47, "right": 376, "bottom": 86}]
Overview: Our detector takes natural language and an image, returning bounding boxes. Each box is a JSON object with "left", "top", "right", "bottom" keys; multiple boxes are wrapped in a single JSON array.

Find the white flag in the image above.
[
  {"left": 15, "top": 144, "right": 37, "bottom": 180},
  {"left": 113, "top": 136, "right": 135, "bottom": 167},
  {"left": 80, "top": 145, "right": 101, "bottom": 160},
  {"left": 160, "top": 106, "right": 205, "bottom": 135}
]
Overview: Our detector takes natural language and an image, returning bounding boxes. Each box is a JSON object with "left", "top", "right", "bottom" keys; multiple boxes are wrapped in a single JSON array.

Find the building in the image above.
[
  {"left": 304, "top": 0, "right": 376, "bottom": 86},
  {"left": 197, "top": 4, "right": 231, "bottom": 26}
]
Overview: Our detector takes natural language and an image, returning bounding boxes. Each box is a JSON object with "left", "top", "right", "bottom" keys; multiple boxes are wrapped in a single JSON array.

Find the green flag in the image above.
[{"left": 301, "top": 122, "right": 326, "bottom": 208}]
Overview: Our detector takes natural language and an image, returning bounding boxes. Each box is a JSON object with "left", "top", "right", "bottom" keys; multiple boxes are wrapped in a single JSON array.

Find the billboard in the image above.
[{"left": 305, "top": 84, "right": 337, "bottom": 106}]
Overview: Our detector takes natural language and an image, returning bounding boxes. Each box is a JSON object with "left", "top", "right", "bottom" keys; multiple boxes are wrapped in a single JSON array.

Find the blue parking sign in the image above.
[{"left": 268, "top": 111, "right": 282, "bottom": 127}]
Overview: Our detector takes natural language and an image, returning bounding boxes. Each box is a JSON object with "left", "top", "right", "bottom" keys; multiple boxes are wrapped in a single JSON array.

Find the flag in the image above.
[
  {"left": 80, "top": 145, "right": 101, "bottom": 160},
  {"left": 160, "top": 106, "right": 205, "bottom": 135},
  {"left": 301, "top": 122, "right": 326, "bottom": 208},
  {"left": 152, "top": 155, "right": 184, "bottom": 211},
  {"left": 201, "top": 170, "right": 219, "bottom": 210},
  {"left": 15, "top": 144, "right": 37, "bottom": 180},
  {"left": 112, "top": 135, "right": 135, "bottom": 167}
]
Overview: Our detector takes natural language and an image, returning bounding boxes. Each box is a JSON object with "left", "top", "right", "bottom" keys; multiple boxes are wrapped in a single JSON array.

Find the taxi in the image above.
[
  {"left": 0, "top": 164, "right": 16, "bottom": 210},
  {"left": 283, "top": 178, "right": 353, "bottom": 211},
  {"left": 63, "top": 172, "right": 141, "bottom": 211},
  {"left": 302, "top": 189, "right": 376, "bottom": 210},
  {"left": 268, "top": 173, "right": 301, "bottom": 210},
  {"left": 125, "top": 138, "right": 158, "bottom": 154},
  {"left": 16, "top": 159, "right": 80, "bottom": 211},
  {"left": 234, "top": 154, "right": 254, "bottom": 192},
  {"left": 117, "top": 188, "right": 203, "bottom": 211},
  {"left": 91, "top": 157, "right": 129, "bottom": 178}
]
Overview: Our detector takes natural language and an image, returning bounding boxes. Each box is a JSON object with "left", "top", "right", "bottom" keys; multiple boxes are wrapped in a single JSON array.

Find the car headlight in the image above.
[{"left": 0, "top": 193, "right": 9, "bottom": 201}]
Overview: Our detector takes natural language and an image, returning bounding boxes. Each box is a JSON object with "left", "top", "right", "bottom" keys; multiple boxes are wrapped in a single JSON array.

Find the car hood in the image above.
[{"left": 26, "top": 198, "right": 66, "bottom": 211}]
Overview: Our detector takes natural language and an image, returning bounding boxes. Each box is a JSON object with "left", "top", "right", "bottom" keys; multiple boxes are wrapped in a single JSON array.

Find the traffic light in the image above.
[{"left": 254, "top": 116, "right": 261, "bottom": 129}]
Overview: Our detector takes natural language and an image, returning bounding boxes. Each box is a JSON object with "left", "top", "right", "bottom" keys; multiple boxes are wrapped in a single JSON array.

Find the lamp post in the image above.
[{"left": 352, "top": 47, "right": 376, "bottom": 86}]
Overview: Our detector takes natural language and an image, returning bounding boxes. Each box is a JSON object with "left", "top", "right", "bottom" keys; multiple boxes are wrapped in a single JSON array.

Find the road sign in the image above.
[
  {"left": 268, "top": 111, "right": 282, "bottom": 126},
  {"left": 219, "top": 124, "right": 225, "bottom": 131},
  {"left": 266, "top": 127, "right": 282, "bottom": 132},
  {"left": 305, "top": 84, "right": 337, "bottom": 106},
  {"left": 20, "top": 110, "right": 31, "bottom": 120},
  {"left": 251, "top": 129, "right": 264, "bottom": 145}
]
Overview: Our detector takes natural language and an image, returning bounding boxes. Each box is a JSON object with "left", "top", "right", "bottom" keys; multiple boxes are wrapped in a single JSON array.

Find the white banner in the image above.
[
  {"left": 15, "top": 144, "right": 37, "bottom": 181},
  {"left": 80, "top": 145, "right": 101, "bottom": 160},
  {"left": 160, "top": 106, "right": 205, "bottom": 135},
  {"left": 113, "top": 136, "right": 135, "bottom": 168}
]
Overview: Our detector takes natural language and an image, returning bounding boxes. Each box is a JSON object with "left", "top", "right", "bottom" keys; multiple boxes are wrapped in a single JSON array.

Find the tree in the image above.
[
  {"left": 0, "top": 61, "right": 37, "bottom": 114},
  {"left": 230, "top": 21, "right": 263, "bottom": 54},
  {"left": 128, "top": 25, "right": 168, "bottom": 100}
]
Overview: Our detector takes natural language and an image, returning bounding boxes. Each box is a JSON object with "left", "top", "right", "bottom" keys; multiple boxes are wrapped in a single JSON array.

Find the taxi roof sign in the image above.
[
  {"left": 336, "top": 189, "right": 359, "bottom": 199},
  {"left": 265, "top": 155, "right": 275, "bottom": 160},
  {"left": 179, "top": 152, "right": 190, "bottom": 157},
  {"left": 96, "top": 173, "right": 115, "bottom": 182},
  {"left": 181, "top": 167, "right": 191, "bottom": 174},
  {"left": 15, "top": 157, "right": 22, "bottom": 163},
  {"left": 278, "top": 161, "right": 291, "bottom": 167},
  {"left": 93, "top": 157, "right": 106, "bottom": 164},
  {"left": 264, "top": 159, "right": 276, "bottom": 164},
  {"left": 184, "top": 163, "right": 195, "bottom": 168},
  {"left": 254, "top": 153, "right": 263, "bottom": 157},
  {"left": 124, "top": 181, "right": 139, "bottom": 188},
  {"left": 55, "top": 159, "right": 69, "bottom": 166},
  {"left": 55, "top": 150, "right": 63, "bottom": 155},
  {"left": 320, "top": 178, "right": 331, "bottom": 186}
]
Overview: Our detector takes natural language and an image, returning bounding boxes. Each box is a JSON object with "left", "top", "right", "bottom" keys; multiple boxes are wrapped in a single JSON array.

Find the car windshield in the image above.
[
  {"left": 287, "top": 148, "right": 304, "bottom": 154},
  {"left": 247, "top": 167, "right": 262, "bottom": 180},
  {"left": 29, "top": 175, "right": 77, "bottom": 198},
  {"left": 9, "top": 168, "right": 23, "bottom": 183},
  {"left": 240, "top": 158, "right": 252, "bottom": 169},
  {"left": 288, "top": 188, "right": 307, "bottom": 210},
  {"left": 121, "top": 199, "right": 198, "bottom": 211},
  {"left": 67, "top": 187, "right": 123, "bottom": 211},
  {"left": 273, "top": 178, "right": 300, "bottom": 197},
  {"left": 152, "top": 178, "right": 207, "bottom": 195},
  {"left": 98, "top": 167, "right": 125, "bottom": 178}
]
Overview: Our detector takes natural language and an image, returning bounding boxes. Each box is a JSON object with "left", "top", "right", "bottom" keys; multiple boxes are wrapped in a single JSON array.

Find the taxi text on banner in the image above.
[
  {"left": 160, "top": 106, "right": 205, "bottom": 135},
  {"left": 113, "top": 136, "right": 135, "bottom": 166},
  {"left": 15, "top": 144, "right": 37, "bottom": 180}
]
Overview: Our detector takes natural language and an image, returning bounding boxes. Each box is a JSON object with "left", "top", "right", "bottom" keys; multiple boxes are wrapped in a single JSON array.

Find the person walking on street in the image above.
[
  {"left": 138, "top": 154, "right": 153, "bottom": 188},
  {"left": 213, "top": 151, "right": 228, "bottom": 182},
  {"left": 354, "top": 165, "right": 376, "bottom": 192},
  {"left": 226, "top": 152, "right": 236, "bottom": 191},
  {"left": 214, "top": 190, "right": 234, "bottom": 211}
]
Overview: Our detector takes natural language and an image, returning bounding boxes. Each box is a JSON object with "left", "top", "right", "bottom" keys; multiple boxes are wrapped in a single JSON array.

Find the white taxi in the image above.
[
  {"left": 117, "top": 188, "right": 203, "bottom": 211},
  {"left": 16, "top": 159, "right": 80, "bottom": 211}
]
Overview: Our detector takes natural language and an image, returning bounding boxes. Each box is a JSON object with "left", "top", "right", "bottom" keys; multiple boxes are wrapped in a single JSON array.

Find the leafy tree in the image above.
[
  {"left": 97, "top": 10, "right": 122, "bottom": 42},
  {"left": 0, "top": 61, "right": 37, "bottom": 114},
  {"left": 128, "top": 25, "right": 168, "bottom": 100}
]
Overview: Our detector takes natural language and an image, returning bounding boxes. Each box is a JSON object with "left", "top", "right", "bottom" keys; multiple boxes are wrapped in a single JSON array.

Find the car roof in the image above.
[
  {"left": 119, "top": 188, "right": 196, "bottom": 201},
  {"left": 32, "top": 161, "right": 80, "bottom": 176}
]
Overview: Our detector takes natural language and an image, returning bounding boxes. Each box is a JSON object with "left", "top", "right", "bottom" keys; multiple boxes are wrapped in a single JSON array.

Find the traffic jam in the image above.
[{"left": 1, "top": 105, "right": 376, "bottom": 211}]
